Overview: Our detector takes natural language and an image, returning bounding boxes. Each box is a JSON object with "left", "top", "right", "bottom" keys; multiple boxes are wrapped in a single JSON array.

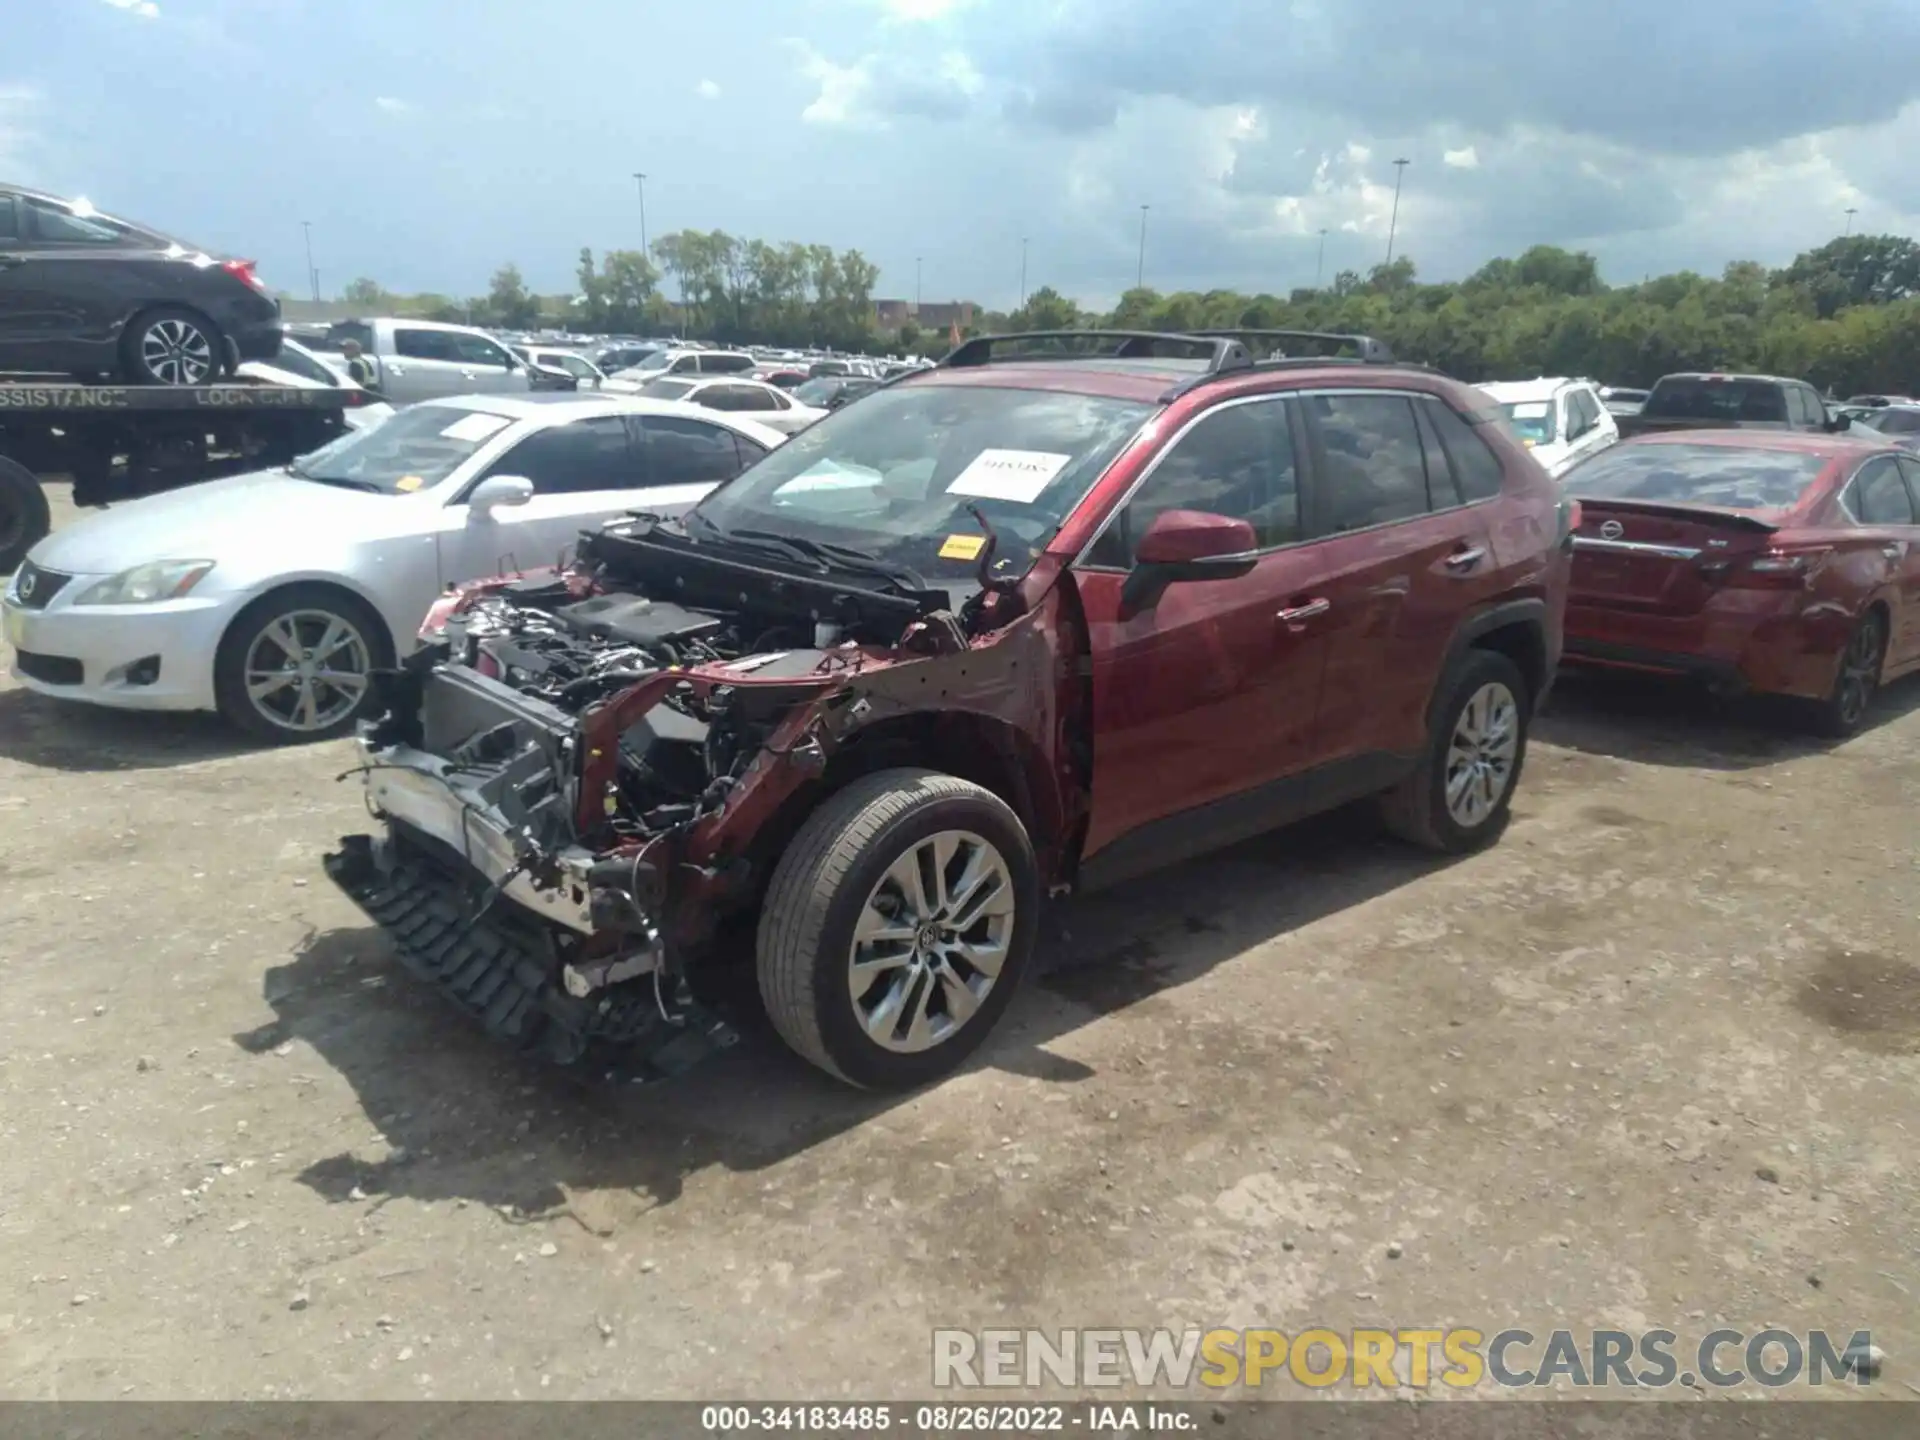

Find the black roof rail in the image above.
[
  {"left": 940, "top": 329, "right": 1253, "bottom": 373},
  {"left": 1185, "top": 329, "right": 1394, "bottom": 363}
]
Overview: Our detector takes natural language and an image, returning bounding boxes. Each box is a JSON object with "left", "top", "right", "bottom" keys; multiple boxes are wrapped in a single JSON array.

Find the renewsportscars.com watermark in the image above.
[{"left": 932, "top": 1327, "right": 1881, "bottom": 1391}]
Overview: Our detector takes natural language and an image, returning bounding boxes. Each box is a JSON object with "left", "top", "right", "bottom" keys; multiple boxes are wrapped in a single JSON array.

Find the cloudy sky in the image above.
[{"left": 10, "top": 0, "right": 1920, "bottom": 309}]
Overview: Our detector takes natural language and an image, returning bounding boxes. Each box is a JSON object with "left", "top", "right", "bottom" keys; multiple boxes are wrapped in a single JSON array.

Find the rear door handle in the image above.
[
  {"left": 1443, "top": 546, "right": 1487, "bottom": 572},
  {"left": 1276, "top": 598, "right": 1330, "bottom": 623}
]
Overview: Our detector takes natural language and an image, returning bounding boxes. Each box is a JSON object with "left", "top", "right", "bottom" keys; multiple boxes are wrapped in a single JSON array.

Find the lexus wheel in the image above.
[
  {"left": 1805, "top": 610, "right": 1885, "bottom": 738},
  {"left": 1379, "top": 649, "right": 1530, "bottom": 853},
  {"left": 121, "top": 307, "right": 221, "bottom": 386},
  {"left": 757, "top": 768, "right": 1040, "bottom": 1090},
  {"left": 213, "top": 584, "right": 392, "bottom": 743}
]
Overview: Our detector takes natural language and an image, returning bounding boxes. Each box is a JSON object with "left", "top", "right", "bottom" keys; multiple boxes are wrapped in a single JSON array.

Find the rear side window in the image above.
[
  {"left": 1305, "top": 393, "right": 1429, "bottom": 533},
  {"left": 1897, "top": 456, "right": 1920, "bottom": 509},
  {"left": 1848, "top": 456, "right": 1915, "bottom": 524},
  {"left": 729, "top": 385, "right": 780, "bottom": 412},
  {"left": 1421, "top": 399, "right": 1507, "bottom": 501},
  {"left": 638, "top": 415, "right": 747, "bottom": 486},
  {"left": 395, "top": 328, "right": 457, "bottom": 361},
  {"left": 1565, "top": 442, "right": 1827, "bottom": 511},
  {"left": 484, "top": 415, "right": 636, "bottom": 495},
  {"left": 25, "top": 197, "right": 126, "bottom": 245},
  {"left": 701, "top": 353, "right": 757, "bottom": 374},
  {"left": 1784, "top": 388, "right": 1813, "bottom": 427},
  {"left": 0, "top": 195, "right": 18, "bottom": 243},
  {"left": 1643, "top": 378, "right": 1787, "bottom": 423}
]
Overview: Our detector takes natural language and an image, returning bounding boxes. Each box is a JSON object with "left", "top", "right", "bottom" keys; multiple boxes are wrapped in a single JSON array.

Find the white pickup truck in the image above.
[{"left": 316, "top": 317, "right": 568, "bottom": 407}]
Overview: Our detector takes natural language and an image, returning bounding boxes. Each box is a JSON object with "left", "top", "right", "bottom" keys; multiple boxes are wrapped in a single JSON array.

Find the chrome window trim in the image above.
[{"left": 1071, "top": 386, "right": 1499, "bottom": 572}]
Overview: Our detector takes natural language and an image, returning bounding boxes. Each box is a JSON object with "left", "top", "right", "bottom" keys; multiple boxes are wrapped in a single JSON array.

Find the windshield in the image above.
[
  {"left": 1500, "top": 401, "right": 1556, "bottom": 447},
  {"left": 288, "top": 403, "right": 514, "bottom": 494},
  {"left": 687, "top": 383, "right": 1155, "bottom": 581},
  {"left": 1643, "top": 378, "right": 1788, "bottom": 422},
  {"left": 1564, "top": 442, "right": 1828, "bottom": 511},
  {"left": 1864, "top": 408, "right": 1920, "bottom": 435},
  {"left": 639, "top": 378, "right": 699, "bottom": 401}
]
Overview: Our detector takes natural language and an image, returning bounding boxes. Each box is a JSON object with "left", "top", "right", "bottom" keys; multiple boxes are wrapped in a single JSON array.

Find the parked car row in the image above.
[{"left": 8, "top": 322, "right": 1915, "bottom": 1092}]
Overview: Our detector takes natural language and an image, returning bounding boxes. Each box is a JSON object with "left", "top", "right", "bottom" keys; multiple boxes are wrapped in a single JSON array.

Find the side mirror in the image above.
[
  {"left": 1122, "top": 509, "right": 1258, "bottom": 615},
  {"left": 467, "top": 475, "right": 534, "bottom": 516},
  {"left": 1825, "top": 411, "right": 1851, "bottom": 433}
]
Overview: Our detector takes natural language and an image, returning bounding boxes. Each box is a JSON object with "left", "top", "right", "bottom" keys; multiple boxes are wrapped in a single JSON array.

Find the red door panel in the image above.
[
  {"left": 1310, "top": 512, "right": 1495, "bottom": 759},
  {"left": 1074, "top": 553, "right": 1330, "bottom": 859}
]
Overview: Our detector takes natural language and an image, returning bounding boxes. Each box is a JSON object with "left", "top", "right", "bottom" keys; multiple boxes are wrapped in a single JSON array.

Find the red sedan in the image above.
[{"left": 1560, "top": 430, "right": 1920, "bottom": 735}]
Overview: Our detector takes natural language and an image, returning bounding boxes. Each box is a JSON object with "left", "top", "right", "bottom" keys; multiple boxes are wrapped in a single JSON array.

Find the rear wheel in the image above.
[
  {"left": 1805, "top": 610, "right": 1884, "bottom": 738},
  {"left": 757, "top": 768, "right": 1040, "bottom": 1090},
  {"left": 0, "top": 455, "right": 51, "bottom": 574},
  {"left": 213, "top": 584, "right": 392, "bottom": 743},
  {"left": 1379, "top": 649, "right": 1529, "bottom": 853},
  {"left": 120, "top": 306, "right": 222, "bottom": 386}
]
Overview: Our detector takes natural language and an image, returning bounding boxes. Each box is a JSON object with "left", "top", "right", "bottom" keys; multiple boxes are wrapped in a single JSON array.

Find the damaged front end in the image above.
[{"left": 324, "top": 513, "right": 1065, "bottom": 1071}]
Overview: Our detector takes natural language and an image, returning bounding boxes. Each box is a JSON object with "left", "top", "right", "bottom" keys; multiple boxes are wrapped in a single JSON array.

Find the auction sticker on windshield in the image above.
[
  {"left": 947, "top": 449, "right": 1072, "bottom": 504},
  {"left": 938, "top": 533, "right": 987, "bottom": 561},
  {"left": 440, "top": 412, "right": 512, "bottom": 443}
]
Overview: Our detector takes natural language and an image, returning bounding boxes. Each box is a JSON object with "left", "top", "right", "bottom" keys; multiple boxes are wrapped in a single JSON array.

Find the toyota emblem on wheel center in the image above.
[{"left": 1599, "top": 519, "right": 1625, "bottom": 540}]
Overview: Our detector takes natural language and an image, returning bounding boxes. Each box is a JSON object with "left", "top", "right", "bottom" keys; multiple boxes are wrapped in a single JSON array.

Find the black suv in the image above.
[{"left": 0, "top": 185, "right": 283, "bottom": 385}]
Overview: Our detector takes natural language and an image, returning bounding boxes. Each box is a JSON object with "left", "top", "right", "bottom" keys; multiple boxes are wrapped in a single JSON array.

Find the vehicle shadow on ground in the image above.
[
  {"left": 244, "top": 805, "right": 1460, "bottom": 1218},
  {"left": 1534, "top": 668, "right": 1920, "bottom": 772},
  {"left": 0, "top": 686, "right": 253, "bottom": 772}
]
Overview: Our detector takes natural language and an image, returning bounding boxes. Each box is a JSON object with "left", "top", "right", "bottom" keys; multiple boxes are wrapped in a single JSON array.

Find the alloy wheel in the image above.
[
  {"left": 140, "top": 318, "right": 215, "bottom": 385},
  {"left": 1835, "top": 618, "right": 1882, "bottom": 729},
  {"left": 242, "top": 609, "right": 372, "bottom": 734},
  {"left": 1444, "top": 681, "right": 1520, "bottom": 829},
  {"left": 846, "top": 829, "right": 1016, "bottom": 1054}
]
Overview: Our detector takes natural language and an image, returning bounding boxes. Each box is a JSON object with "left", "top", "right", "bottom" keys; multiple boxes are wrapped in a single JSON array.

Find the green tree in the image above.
[
  {"left": 1775, "top": 234, "right": 1920, "bottom": 317},
  {"left": 483, "top": 263, "right": 539, "bottom": 329},
  {"left": 340, "top": 276, "right": 390, "bottom": 308},
  {"left": 1007, "top": 285, "right": 1081, "bottom": 332}
]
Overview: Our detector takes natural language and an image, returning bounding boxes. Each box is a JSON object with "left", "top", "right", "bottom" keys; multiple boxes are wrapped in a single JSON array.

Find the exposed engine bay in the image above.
[{"left": 324, "top": 514, "right": 1041, "bottom": 1070}]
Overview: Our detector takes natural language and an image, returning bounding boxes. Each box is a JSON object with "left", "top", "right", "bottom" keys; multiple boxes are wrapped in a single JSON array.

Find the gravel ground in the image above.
[{"left": 1, "top": 483, "right": 1917, "bottom": 1402}]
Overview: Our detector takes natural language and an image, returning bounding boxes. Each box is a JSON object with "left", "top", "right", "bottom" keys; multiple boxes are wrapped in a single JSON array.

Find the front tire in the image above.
[
  {"left": 1379, "top": 649, "right": 1530, "bottom": 853},
  {"left": 1804, "top": 609, "right": 1884, "bottom": 738},
  {"left": 213, "top": 584, "right": 392, "bottom": 743},
  {"left": 119, "top": 306, "right": 222, "bottom": 386},
  {"left": 0, "top": 455, "right": 51, "bottom": 574},
  {"left": 757, "top": 768, "right": 1040, "bottom": 1090}
]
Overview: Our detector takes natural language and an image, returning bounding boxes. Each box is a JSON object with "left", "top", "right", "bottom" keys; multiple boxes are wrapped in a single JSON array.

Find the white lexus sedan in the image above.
[{"left": 2, "top": 394, "right": 783, "bottom": 742}]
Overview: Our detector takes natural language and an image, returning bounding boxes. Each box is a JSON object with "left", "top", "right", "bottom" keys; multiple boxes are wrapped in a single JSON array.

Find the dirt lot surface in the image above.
[{"left": 2, "top": 483, "right": 1917, "bottom": 1403}]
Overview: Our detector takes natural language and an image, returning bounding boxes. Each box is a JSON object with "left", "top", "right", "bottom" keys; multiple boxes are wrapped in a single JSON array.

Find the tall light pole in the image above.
[
  {"left": 301, "top": 220, "right": 317, "bottom": 303},
  {"left": 632, "top": 172, "right": 649, "bottom": 254},
  {"left": 1019, "top": 237, "right": 1029, "bottom": 309},
  {"left": 1316, "top": 227, "right": 1328, "bottom": 289},
  {"left": 1385, "top": 158, "right": 1410, "bottom": 264},
  {"left": 1844, "top": 206, "right": 1859, "bottom": 237},
  {"left": 915, "top": 255, "right": 923, "bottom": 311},
  {"left": 1136, "top": 204, "right": 1149, "bottom": 290}
]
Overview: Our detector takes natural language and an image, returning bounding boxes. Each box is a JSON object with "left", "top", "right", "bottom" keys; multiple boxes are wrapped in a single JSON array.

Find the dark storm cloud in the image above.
[{"left": 970, "top": 0, "right": 1920, "bottom": 156}]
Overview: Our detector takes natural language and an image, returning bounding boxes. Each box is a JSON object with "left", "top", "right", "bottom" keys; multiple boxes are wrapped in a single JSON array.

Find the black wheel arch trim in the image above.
[{"left": 1432, "top": 597, "right": 1550, "bottom": 719}]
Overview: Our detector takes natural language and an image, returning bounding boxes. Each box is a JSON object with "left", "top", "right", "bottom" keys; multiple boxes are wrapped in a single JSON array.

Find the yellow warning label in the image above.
[{"left": 939, "top": 533, "right": 987, "bottom": 561}]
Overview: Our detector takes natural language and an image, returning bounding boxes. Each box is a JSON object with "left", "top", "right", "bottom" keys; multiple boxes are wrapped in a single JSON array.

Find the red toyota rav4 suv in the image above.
[{"left": 327, "top": 330, "right": 1573, "bottom": 1090}]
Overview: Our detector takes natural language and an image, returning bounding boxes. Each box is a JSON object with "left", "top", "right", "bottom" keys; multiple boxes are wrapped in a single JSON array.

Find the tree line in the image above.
[
  {"left": 995, "top": 234, "right": 1920, "bottom": 395},
  {"left": 332, "top": 230, "right": 1920, "bottom": 393},
  {"left": 335, "top": 229, "right": 885, "bottom": 353}
]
